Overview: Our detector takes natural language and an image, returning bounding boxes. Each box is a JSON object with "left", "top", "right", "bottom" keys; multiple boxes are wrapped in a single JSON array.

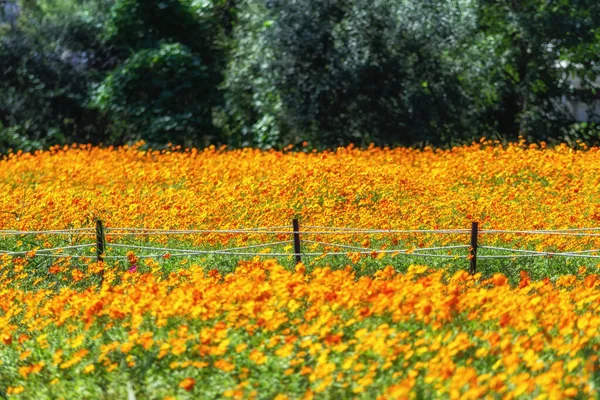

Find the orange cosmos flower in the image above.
[
  {"left": 179, "top": 377, "right": 196, "bottom": 392},
  {"left": 491, "top": 273, "right": 507, "bottom": 287},
  {"left": 214, "top": 359, "right": 235, "bottom": 372},
  {"left": 1, "top": 334, "right": 12, "bottom": 345}
]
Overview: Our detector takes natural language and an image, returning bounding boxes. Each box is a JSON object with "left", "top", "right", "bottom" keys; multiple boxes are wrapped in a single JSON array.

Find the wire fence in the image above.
[{"left": 2, "top": 221, "right": 600, "bottom": 273}]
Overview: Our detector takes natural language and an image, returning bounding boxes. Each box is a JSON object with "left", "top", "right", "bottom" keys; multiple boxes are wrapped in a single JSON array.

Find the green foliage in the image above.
[
  {"left": 94, "top": 0, "right": 225, "bottom": 147},
  {"left": 220, "top": 0, "right": 498, "bottom": 148},
  {"left": 267, "top": 0, "right": 481, "bottom": 147},
  {"left": 92, "top": 43, "right": 217, "bottom": 146},
  {"left": 0, "top": 0, "right": 599, "bottom": 151},
  {"left": 216, "top": 0, "right": 286, "bottom": 148},
  {"left": 0, "top": 0, "right": 114, "bottom": 153},
  {"left": 106, "top": 0, "right": 217, "bottom": 55},
  {"left": 473, "top": 0, "right": 600, "bottom": 141}
]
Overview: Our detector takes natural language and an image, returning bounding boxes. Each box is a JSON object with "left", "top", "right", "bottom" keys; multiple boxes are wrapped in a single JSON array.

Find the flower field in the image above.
[
  {"left": 2, "top": 141, "right": 600, "bottom": 398},
  {"left": 2, "top": 140, "right": 600, "bottom": 235}
]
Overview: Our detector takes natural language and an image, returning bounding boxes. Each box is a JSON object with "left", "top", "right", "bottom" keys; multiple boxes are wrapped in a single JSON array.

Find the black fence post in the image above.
[
  {"left": 95, "top": 219, "right": 106, "bottom": 287},
  {"left": 470, "top": 221, "right": 478, "bottom": 274},
  {"left": 96, "top": 219, "right": 106, "bottom": 263},
  {"left": 292, "top": 218, "right": 302, "bottom": 265}
]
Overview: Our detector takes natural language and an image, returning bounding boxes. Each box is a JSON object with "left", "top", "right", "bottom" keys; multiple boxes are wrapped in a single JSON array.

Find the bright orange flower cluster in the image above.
[
  {"left": 1, "top": 257, "right": 599, "bottom": 398},
  {"left": 0, "top": 141, "right": 599, "bottom": 248},
  {"left": 2, "top": 142, "right": 600, "bottom": 398}
]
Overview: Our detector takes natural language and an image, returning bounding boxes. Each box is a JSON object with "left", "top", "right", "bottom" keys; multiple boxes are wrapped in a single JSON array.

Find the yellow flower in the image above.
[
  {"left": 7, "top": 386, "right": 25, "bottom": 395},
  {"left": 19, "top": 350, "right": 32, "bottom": 360},
  {"left": 248, "top": 350, "right": 268, "bottom": 365},
  {"left": 120, "top": 341, "right": 134, "bottom": 353},
  {"left": 70, "top": 334, "right": 84, "bottom": 348},
  {"left": 235, "top": 343, "right": 247, "bottom": 353},
  {"left": 214, "top": 359, "right": 235, "bottom": 372},
  {"left": 83, "top": 364, "right": 95, "bottom": 374},
  {"left": 2, "top": 334, "right": 13, "bottom": 345}
]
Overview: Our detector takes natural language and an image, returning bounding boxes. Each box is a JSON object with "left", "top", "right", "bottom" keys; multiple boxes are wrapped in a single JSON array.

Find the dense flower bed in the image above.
[
  {"left": 2, "top": 142, "right": 600, "bottom": 398},
  {"left": 1, "top": 258, "right": 599, "bottom": 398},
  {"left": 1, "top": 141, "right": 599, "bottom": 245}
]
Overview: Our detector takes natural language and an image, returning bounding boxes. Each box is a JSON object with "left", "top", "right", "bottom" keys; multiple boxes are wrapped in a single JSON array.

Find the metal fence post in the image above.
[
  {"left": 96, "top": 219, "right": 106, "bottom": 287},
  {"left": 292, "top": 219, "right": 302, "bottom": 265},
  {"left": 470, "top": 221, "right": 478, "bottom": 274},
  {"left": 96, "top": 219, "right": 106, "bottom": 263}
]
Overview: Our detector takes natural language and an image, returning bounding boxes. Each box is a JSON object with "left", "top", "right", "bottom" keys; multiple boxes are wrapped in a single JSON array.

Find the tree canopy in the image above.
[{"left": 0, "top": 0, "right": 599, "bottom": 152}]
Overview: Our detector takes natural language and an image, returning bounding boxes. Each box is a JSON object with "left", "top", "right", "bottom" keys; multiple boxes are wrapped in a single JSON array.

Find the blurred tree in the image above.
[
  {"left": 93, "top": 0, "right": 226, "bottom": 146},
  {"left": 106, "top": 0, "right": 216, "bottom": 54},
  {"left": 92, "top": 43, "right": 215, "bottom": 146},
  {"left": 221, "top": 0, "right": 600, "bottom": 148},
  {"left": 474, "top": 0, "right": 600, "bottom": 142},
  {"left": 221, "top": 0, "right": 491, "bottom": 148},
  {"left": 1, "top": 0, "right": 599, "bottom": 152},
  {"left": 0, "top": 0, "right": 115, "bottom": 153},
  {"left": 216, "top": 0, "right": 286, "bottom": 148}
]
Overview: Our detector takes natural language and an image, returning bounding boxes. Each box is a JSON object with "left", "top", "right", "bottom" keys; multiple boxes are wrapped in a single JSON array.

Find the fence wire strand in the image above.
[
  {"left": 0, "top": 229, "right": 95, "bottom": 236},
  {"left": 301, "top": 240, "right": 468, "bottom": 254},
  {"left": 4, "top": 224, "right": 600, "bottom": 263},
  {"left": 0, "top": 243, "right": 95, "bottom": 256},
  {"left": 108, "top": 241, "right": 294, "bottom": 254}
]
